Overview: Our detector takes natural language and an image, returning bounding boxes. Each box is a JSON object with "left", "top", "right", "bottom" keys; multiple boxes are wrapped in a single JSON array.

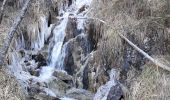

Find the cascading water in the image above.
[
  {"left": 50, "top": 13, "right": 69, "bottom": 69},
  {"left": 8, "top": 0, "right": 93, "bottom": 98}
]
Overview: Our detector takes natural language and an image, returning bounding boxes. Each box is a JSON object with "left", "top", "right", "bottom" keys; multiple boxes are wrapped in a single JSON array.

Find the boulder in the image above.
[
  {"left": 64, "top": 17, "right": 78, "bottom": 43},
  {"left": 66, "top": 88, "right": 94, "bottom": 100},
  {"left": 106, "top": 84, "right": 124, "bottom": 100},
  {"left": 93, "top": 69, "right": 123, "bottom": 100},
  {"left": 52, "top": 70, "right": 73, "bottom": 81},
  {"left": 34, "top": 92, "right": 60, "bottom": 100},
  {"left": 48, "top": 78, "right": 71, "bottom": 96},
  {"left": 32, "top": 53, "right": 47, "bottom": 68}
]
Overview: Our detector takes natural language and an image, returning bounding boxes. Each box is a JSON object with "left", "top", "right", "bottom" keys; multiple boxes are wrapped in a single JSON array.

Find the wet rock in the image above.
[
  {"left": 53, "top": 70, "right": 73, "bottom": 81},
  {"left": 77, "top": 5, "right": 86, "bottom": 14},
  {"left": 107, "top": 84, "right": 124, "bottom": 100},
  {"left": 81, "top": 51, "right": 110, "bottom": 92},
  {"left": 28, "top": 86, "right": 60, "bottom": 100},
  {"left": 94, "top": 69, "right": 119, "bottom": 100},
  {"left": 64, "top": 52, "right": 75, "bottom": 75},
  {"left": 64, "top": 17, "right": 78, "bottom": 43},
  {"left": 34, "top": 92, "right": 60, "bottom": 100},
  {"left": 29, "top": 69, "right": 40, "bottom": 76},
  {"left": 63, "top": 40, "right": 81, "bottom": 75},
  {"left": 48, "top": 78, "right": 71, "bottom": 96},
  {"left": 32, "top": 53, "right": 46, "bottom": 63},
  {"left": 27, "top": 86, "right": 41, "bottom": 96},
  {"left": 63, "top": 34, "right": 90, "bottom": 76},
  {"left": 19, "top": 49, "right": 25, "bottom": 57},
  {"left": 82, "top": 61, "right": 89, "bottom": 89},
  {"left": 7, "top": 1, "right": 15, "bottom": 7},
  {"left": 32, "top": 53, "right": 47, "bottom": 68},
  {"left": 25, "top": 62, "right": 31, "bottom": 66},
  {"left": 66, "top": 88, "right": 94, "bottom": 100},
  {"left": 85, "top": 21, "right": 103, "bottom": 50}
]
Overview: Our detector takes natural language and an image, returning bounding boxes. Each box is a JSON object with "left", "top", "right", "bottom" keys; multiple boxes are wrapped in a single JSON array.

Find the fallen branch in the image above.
[
  {"left": 0, "top": 0, "right": 7, "bottom": 24},
  {"left": 71, "top": 16, "right": 170, "bottom": 71},
  {"left": 0, "top": 0, "right": 31, "bottom": 66},
  {"left": 118, "top": 33, "right": 170, "bottom": 71}
]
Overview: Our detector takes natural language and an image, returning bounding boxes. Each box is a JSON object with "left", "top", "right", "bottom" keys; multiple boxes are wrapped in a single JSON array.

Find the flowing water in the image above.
[{"left": 8, "top": 0, "right": 93, "bottom": 98}]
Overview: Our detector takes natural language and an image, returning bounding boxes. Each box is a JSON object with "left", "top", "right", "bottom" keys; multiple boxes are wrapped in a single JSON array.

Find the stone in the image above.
[
  {"left": 93, "top": 69, "right": 122, "bottom": 100},
  {"left": 64, "top": 17, "right": 78, "bottom": 43},
  {"left": 63, "top": 34, "right": 90, "bottom": 76},
  {"left": 77, "top": 5, "right": 86, "bottom": 14},
  {"left": 32, "top": 53, "right": 46, "bottom": 63},
  {"left": 107, "top": 84, "right": 124, "bottom": 100},
  {"left": 34, "top": 92, "right": 60, "bottom": 100},
  {"left": 48, "top": 78, "right": 71, "bottom": 96},
  {"left": 52, "top": 70, "right": 73, "bottom": 81},
  {"left": 66, "top": 88, "right": 94, "bottom": 100},
  {"left": 32, "top": 53, "right": 47, "bottom": 68}
]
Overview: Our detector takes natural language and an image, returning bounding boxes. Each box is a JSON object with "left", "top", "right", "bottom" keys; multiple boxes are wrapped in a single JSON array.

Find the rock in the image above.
[
  {"left": 66, "top": 88, "right": 94, "bottom": 100},
  {"left": 93, "top": 69, "right": 121, "bottom": 100},
  {"left": 32, "top": 87, "right": 61, "bottom": 100},
  {"left": 28, "top": 87, "right": 60, "bottom": 100},
  {"left": 27, "top": 85, "right": 41, "bottom": 96},
  {"left": 32, "top": 53, "right": 47, "bottom": 68},
  {"left": 34, "top": 92, "right": 60, "bottom": 100},
  {"left": 53, "top": 70, "right": 73, "bottom": 81},
  {"left": 81, "top": 51, "right": 110, "bottom": 92},
  {"left": 60, "top": 97, "right": 77, "bottom": 100},
  {"left": 63, "top": 39, "right": 82, "bottom": 75},
  {"left": 77, "top": 5, "right": 86, "bottom": 14},
  {"left": 32, "top": 53, "right": 46, "bottom": 63},
  {"left": 107, "top": 84, "right": 124, "bottom": 100},
  {"left": 63, "top": 34, "right": 90, "bottom": 76},
  {"left": 64, "top": 17, "right": 78, "bottom": 43},
  {"left": 19, "top": 49, "right": 25, "bottom": 57},
  {"left": 48, "top": 78, "right": 71, "bottom": 96},
  {"left": 29, "top": 69, "right": 40, "bottom": 76}
]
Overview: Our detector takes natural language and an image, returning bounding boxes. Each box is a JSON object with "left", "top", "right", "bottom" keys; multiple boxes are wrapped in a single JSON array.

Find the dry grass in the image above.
[
  {"left": 127, "top": 61, "right": 170, "bottom": 100},
  {"left": 88, "top": 0, "right": 170, "bottom": 68},
  {"left": 88, "top": 0, "right": 170, "bottom": 99}
]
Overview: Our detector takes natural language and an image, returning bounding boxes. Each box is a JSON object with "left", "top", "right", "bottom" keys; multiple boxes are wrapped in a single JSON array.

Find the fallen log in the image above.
[
  {"left": 0, "top": 0, "right": 31, "bottom": 67},
  {"left": 118, "top": 33, "right": 170, "bottom": 71}
]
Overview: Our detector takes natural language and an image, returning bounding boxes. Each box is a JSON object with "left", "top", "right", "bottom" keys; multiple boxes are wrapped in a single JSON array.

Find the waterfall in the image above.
[
  {"left": 50, "top": 13, "right": 69, "bottom": 69},
  {"left": 7, "top": 0, "right": 93, "bottom": 98}
]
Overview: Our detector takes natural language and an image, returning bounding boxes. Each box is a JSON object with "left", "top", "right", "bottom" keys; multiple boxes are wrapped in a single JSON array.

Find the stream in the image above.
[{"left": 7, "top": 0, "right": 119, "bottom": 99}]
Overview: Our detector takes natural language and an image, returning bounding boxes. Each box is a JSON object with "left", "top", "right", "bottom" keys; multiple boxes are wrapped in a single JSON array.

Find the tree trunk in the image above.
[{"left": 0, "top": 0, "right": 31, "bottom": 67}]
